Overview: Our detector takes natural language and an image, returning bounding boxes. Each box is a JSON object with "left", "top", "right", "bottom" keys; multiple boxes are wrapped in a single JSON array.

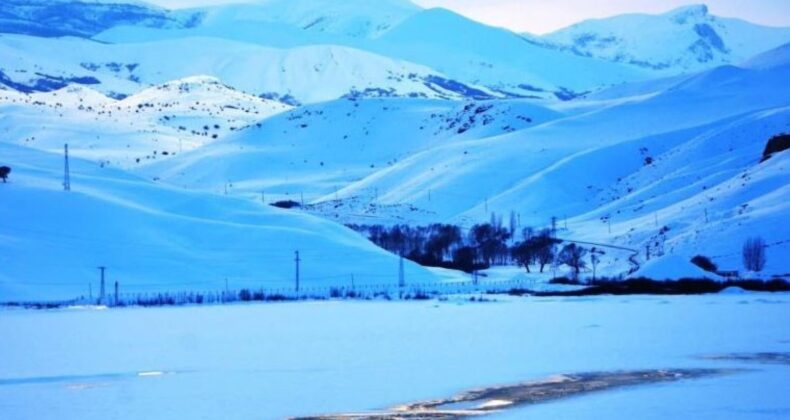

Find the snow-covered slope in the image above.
[
  {"left": 0, "top": 76, "right": 289, "bottom": 167},
  {"left": 95, "top": 3, "right": 651, "bottom": 99},
  {"left": 2, "top": 1, "right": 789, "bottom": 288},
  {"left": 0, "top": 33, "right": 495, "bottom": 103},
  {"left": 182, "top": 0, "right": 420, "bottom": 40},
  {"left": 0, "top": 142, "right": 438, "bottom": 301},
  {"left": 291, "top": 48, "right": 790, "bottom": 276},
  {"left": 93, "top": 44, "right": 790, "bottom": 278},
  {"left": 0, "top": 0, "right": 193, "bottom": 38},
  {"left": 8, "top": 1, "right": 790, "bottom": 102},
  {"left": 142, "top": 97, "right": 562, "bottom": 201},
  {"left": 541, "top": 5, "right": 790, "bottom": 74},
  {"left": 366, "top": 7, "right": 649, "bottom": 98}
]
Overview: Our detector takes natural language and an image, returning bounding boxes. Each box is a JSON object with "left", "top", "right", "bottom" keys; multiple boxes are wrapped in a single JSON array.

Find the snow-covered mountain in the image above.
[
  {"left": 141, "top": 97, "right": 562, "bottom": 200},
  {"left": 0, "top": 33, "right": 495, "bottom": 103},
  {"left": 0, "top": 0, "right": 194, "bottom": 38},
  {"left": 97, "top": 3, "right": 651, "bottom": 99},
  {"left": 540, "top": 4, "right": 790, "bottom": 73},
  {"left": 370, "top": 7, "right": 648, "bottom": 98},
  {"left": 319, "top": 44, "right": 790, "bottom": 275},
  {"left": 180, "top": 0, "right": 420, "bottom": 40},
  {"left": 0, "top": 76, "right": 290, "bottom": 167},
  {"left": 1, "top": 1, "right": 789, "bottom": 300}
]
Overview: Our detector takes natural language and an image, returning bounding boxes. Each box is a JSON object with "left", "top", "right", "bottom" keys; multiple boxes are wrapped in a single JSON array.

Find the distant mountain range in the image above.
[{"left": 4, "top": 1, "right": 788, "bottom": 103}]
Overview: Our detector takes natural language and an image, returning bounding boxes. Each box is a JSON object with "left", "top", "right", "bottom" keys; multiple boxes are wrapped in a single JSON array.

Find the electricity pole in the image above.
[
  {"left": 114, "top": 281, "right": 119, "bottom": 306},
  {"left": 551, "top": 216, "right": 557, "bottom": 237},
  {"left": 398, "top": 254, "right": 405, "bottom": 289},
  {"left": 294, "top": 250, "right": 301, "bottom": 294},
  {"left": 97, "top": 266, "right": 106, "bottom": 304},
  {"left": 63, "top": 143, "right": 71, "bottom": 191}
]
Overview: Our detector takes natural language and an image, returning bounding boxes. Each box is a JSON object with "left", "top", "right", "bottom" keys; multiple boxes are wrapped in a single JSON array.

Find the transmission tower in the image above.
[{"left": 63, "top": 143, "right": 71, "bottom": 191}]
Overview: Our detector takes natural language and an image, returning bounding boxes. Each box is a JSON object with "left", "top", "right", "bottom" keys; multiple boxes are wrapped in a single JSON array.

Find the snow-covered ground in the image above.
[{"left": 1, "top": 294, "right": 788, "bottom": 419}]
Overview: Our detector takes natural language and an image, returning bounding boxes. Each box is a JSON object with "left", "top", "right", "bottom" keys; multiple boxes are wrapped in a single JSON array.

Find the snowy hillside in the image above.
[
  {"left": 4, "top": 43, "right": 787, "bottom": 284},
  {"left": 0, "top": 142, "right": 438, "bottom": 301},
  {"left": 7, "top": 1, "right": 790, "bottom": 102},
  {"left": 292, "top": 46, "right": 790, "bottom": 277},
  {"left": 541, "top": 5, "right": 790, "bottom": 74},
  {"left": 371, "top": 7, "right": 648, "bottom": 98},
  {"left": 0, "top": 0, "right": 193, "bottom": 38},
  {"left": 0, "top": 33, "right": 495, "bottom": 104},
  {"left": 177, "top": 0, "right": 420, "bottom": 40},
  {"left": 142, "top": 97, "right": 562, "bottom": 200},
  {"left": 98, "top": 4, "right": 652, "bottom": 99},
  {"left": 1, "top": 1, "right": 789, "bottom": 299},
  {"left": 0, "top": 76, "right": 289, "bottom": 167}
]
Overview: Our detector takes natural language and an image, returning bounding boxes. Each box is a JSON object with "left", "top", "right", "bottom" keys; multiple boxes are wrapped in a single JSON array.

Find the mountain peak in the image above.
[{"left": 668, "top": 4, "right": 710, "bottom": 24}]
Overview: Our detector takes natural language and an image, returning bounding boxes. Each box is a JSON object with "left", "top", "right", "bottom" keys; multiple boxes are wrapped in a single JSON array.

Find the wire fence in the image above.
[{"left": 5, "top": 277, "right": 541, "bottom": 309}]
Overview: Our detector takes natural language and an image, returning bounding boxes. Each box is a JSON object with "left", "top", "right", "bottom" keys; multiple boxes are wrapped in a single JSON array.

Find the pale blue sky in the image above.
[{"left": 144, "top": 0, "right": 790, "bottom": 34}]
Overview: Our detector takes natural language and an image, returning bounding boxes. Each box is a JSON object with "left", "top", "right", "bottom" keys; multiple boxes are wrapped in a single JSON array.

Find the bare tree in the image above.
[
  {"left": 511, "top": 241, "right": 535, "bottom": 273},
  {"left": 590, "top": 247, "right": 605, "bottom": 282},
  {"left": 534, "top": 230, "right": 558, "bottom": 273},
  {"left": 558, "top": 243, "right": 587, "bottom": 280},
  {"left": 742, "top": 236, "right": 767, "bottom": 272}
]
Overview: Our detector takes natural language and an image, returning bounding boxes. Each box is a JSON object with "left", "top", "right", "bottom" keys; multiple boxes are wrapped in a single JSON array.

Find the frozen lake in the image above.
[{"left": 1, "top": 293, "right": 789, "bottom": 419}]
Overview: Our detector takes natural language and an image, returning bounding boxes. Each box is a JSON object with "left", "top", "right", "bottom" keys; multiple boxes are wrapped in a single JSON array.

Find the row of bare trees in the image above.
[{"left": 350, "top": 222, "right": 601, "bottom": 278}]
